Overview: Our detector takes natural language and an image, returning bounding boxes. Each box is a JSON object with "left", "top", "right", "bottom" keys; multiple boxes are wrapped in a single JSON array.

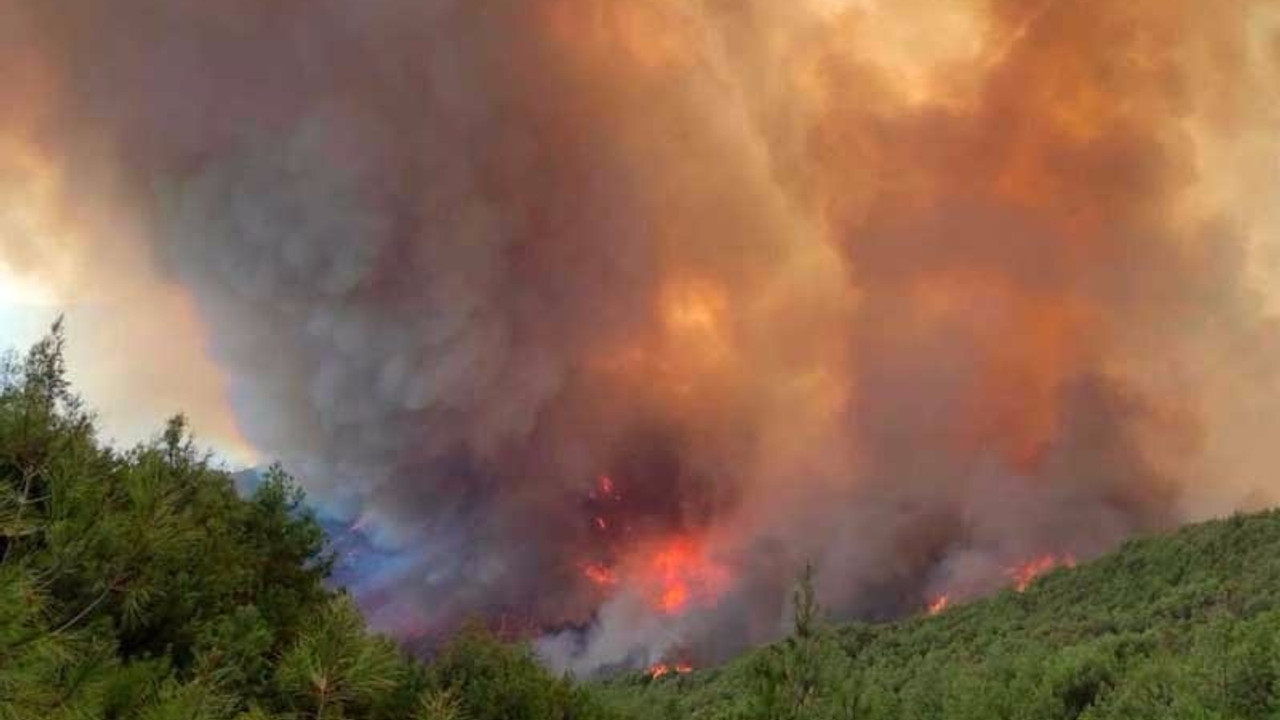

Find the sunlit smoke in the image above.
[{"left": 1, "top": 0, "right": 1278, "bottom": 675}]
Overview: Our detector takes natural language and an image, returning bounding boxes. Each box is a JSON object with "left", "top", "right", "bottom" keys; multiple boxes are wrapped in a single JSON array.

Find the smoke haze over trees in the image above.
[
  {"left": 0, "top": 325, "right": 619, "bottom": 719},
  {"left": 8, "top": 325, "right": 1280, "bottom": 718},
  {"left": 1, "top": 0, "right": 1279, "bottom": 670}
]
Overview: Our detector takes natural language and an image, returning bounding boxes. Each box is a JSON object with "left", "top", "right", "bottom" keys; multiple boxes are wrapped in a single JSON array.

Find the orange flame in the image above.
[
  {"left": 1007, "top": 553, "right": 1076, "bottom": 592},
  {"left": 580, "top": 534, "right": 731, "bottom": 614},
  {"left": 658, "top": 584, "right": 689, "bottom": 614},
  {"left": 927, "top": 594, "right": 950, "bottom": 616},
  {"left": 648, "top": 662, "right": 693, "bottom": 679},
  {"left": 582, "top": 562, "right": 619, "bottom": 588},
  {"left": 644, "top": 536, "right": 730, "bottom": 615}
]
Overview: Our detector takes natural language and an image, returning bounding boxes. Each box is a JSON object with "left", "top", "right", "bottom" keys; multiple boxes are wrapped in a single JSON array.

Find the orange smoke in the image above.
[{"left": 3, "top": 0, "right": 1279, "bottom": 674}]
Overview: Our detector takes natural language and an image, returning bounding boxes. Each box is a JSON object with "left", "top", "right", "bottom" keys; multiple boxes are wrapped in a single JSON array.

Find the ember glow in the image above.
[
  {"left": 648, "top": 662, "right": 694, "bottom": 680},
  {"left": 578, "top": 533, "right": 731, "bottom": 614},
  {"left": 1008, "top": 554, "right": 1077, "bottom": 593},
  {"left": 582, "top": 563, "right": 620, "bottom": 589},
  {"left": 644, "top": 537, "right": 731, "bottom": 615},
  {"left": 596, "top": 476, "right": 619, "bottom": 501},
  {"left": 927, "top": 595, "right": 951, "bottom": 616},
  {"left": 3, "top": 0, "right": 1279, "bottom": 676}
]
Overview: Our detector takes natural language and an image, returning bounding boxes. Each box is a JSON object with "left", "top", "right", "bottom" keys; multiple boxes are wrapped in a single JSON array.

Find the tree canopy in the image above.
[
  {"left": 0, "top": 323, "right": 617, "bottom": 720},
  {"left": 5, "top": 322, "right": 1280, "bottom": 720},
  {"left": 598, "top": 509, "right": 1280, "bottom": 719}
]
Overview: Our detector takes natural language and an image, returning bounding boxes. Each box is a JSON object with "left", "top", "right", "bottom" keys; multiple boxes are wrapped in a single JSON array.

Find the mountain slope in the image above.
[
  {"left": 599, "top": 510, "right": 1280, "bottom": 719},
  {"left": 0, "top": 326, "right": 620, "bottom": 720}
]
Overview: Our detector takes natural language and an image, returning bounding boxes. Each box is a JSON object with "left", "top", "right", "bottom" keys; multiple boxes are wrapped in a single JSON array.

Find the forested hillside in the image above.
[
  {"left": 0, "top": 325, "right": 618, "bottom": 719},
  {"left": 600, "top": 510, "right": 1280, "bottom": 719},
  {"left": 6, "top": 325, "right": 1280, "bottom": 720}
]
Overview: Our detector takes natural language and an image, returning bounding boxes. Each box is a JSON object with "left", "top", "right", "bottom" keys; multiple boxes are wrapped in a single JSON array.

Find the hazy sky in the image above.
[
  {"left": 0, "top": 273, "right": 53, "bottom": 350},
  {"left": 2, "top": 0, "right": 1278, "bottom": 671},
  {"left": 0, "top": 259, "right": 256, "bottom": 464}
]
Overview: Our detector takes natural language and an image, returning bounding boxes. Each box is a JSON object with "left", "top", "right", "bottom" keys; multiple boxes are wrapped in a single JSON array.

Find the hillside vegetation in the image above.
[
  {"left": 0, "top": 324, "right": 618, "bottom": 719},
  {"left": 5, "top": 324, "right": 1280, "bottom": 720},
  {"left": 600, "top": 509, "right": 1280, "bottom": 719}
]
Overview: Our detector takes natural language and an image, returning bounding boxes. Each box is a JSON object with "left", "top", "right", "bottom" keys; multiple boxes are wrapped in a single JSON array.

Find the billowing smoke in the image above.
[{"left": 2, "top": 0, "right": 1279, "bottom": 674}]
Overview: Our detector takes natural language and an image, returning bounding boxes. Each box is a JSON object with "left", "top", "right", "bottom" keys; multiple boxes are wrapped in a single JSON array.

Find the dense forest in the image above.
[
  {"left": 602, "top": 505, "right": 1280, "bottom": 719},
  {"left": 0, "top": 324, "right": 619, "bottom": 719},
  {"left": 4, "top": 325, "right": 1280, "bottom": 719}
]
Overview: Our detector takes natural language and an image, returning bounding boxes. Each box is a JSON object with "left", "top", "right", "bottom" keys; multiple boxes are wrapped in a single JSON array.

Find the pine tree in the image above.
[
  {"left": 793, "top": 561, "right": 820, "bottom": 640},
  {"left": 275, "top": 595, "right": 407, "bottom": 719}
]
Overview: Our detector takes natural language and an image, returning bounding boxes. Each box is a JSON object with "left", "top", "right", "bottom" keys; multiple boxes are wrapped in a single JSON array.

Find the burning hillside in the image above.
[{"left": 1, "top": 0, "right": 1279, "bottom": 674}]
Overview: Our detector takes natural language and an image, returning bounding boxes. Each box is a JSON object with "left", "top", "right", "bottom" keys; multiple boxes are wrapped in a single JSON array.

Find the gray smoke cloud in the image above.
[{"left": 2, "top": 0, "right": 1278, "bottom": 674}]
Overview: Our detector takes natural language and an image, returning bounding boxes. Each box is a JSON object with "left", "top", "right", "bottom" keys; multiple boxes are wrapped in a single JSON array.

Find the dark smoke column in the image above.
[{"left": 2, "top": 0, "right": 1278, "bottom": 673}]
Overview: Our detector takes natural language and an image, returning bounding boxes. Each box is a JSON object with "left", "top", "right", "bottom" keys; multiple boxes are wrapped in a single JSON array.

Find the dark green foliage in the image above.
[
  {"left": 274, "top": 595, "right": 407, "bottom": 719},
  {"left": 739, "top": 562, "right": 859, "bottom": 720},
  {"left": 425, "top": 621, "right": 622, "bottom": 720},
  {"left": 8, "top": 322, "right": 1280, "bottom": 720},
  {"left": 792, "top": 562, "right": 819, "bottom": 641},
  {"left": 0, "top": 323, "right": 613, "bottom": 720},
  {"left": 599, "top": 512, "right": 1280, "bottom": 719}
]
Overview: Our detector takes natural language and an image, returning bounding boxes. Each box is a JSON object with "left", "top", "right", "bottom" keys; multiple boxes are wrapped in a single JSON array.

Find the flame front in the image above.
[
  {"left": 579, "top": 529, "right": 732, "bottom": 616},
  {"left": 646, "top": 536, "right": 730, "bottom": 615},
  {"left": 1008, "top": 554, "right": 1077, "bottom": 593},
  {"left": 3, "top": 0, "right": 1278, "bottom": 678},
  {"left": 927, "top": 594, "right": 951, "bottom": 616},
  {"left": 648, "top": 662, "right": 694, "bottom": 679}
]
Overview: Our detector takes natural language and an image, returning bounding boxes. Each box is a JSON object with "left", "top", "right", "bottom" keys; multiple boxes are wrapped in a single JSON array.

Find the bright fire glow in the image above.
[
  {"left": 582, "top": 563, "right": 619, "bottom": 588},
  {"left": 927, "top": 594, "right": 950, "bottom": 616},
  {"left": 645, "top": 536, "right": 731, "bottom": 615},
  {"left": 578, "top": 534, "right": 731, "bottom": 616},
  {"left": 1007, "top": 553, "right": 1076, "bottom": 593},
  {"left": 648, "top": 662, "right": 694, "bottom": 679}
]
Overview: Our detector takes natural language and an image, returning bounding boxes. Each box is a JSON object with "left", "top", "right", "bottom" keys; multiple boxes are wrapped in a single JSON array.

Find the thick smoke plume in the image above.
[{"left": 2, "top": 0, "right": 1279, "bottom": 673}]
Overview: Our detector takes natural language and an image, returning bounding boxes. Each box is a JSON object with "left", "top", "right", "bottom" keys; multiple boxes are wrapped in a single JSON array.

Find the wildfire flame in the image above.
[
  {"left": 648, "top": 662, "right": 694, "bottom": 679},
  {"left": 577, "top": 534, "right": 731, "bottom": 614},
  {"left": 582, "top": 563, "right": 619, "bottom": 588},
  {"left": 1007, "top": 553, "right": 1077, "bottom": 593},
  {"left": 4, "top": 0, "right": 1277, "bottom": 679},
  {"left": 927, "top": 594, "right": 950, "bottom": 616},
  {"left": 646, "top": 536, "right": 731, "bottom": 615},
  {"left": 579, "top": 473, "right": 733, "bottom": 617},
  {"left": 924, "top": 552, "right": 1077, "bottom": 614}
]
